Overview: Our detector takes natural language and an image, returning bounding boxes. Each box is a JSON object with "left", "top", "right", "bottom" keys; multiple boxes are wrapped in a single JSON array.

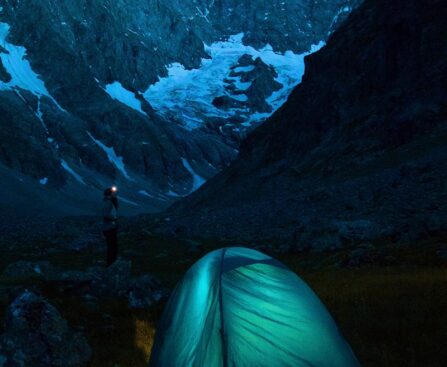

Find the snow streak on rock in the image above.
[
  {"left": 119, "top": 196, "right": 139, "bottom": 206},
  {"left": 60, "top": 159, "right": 85, "bottom": 185},
  {"left": 182, "top": 158, "right": 206, "bottom": 192},
  {"left": 328, "top": 6, "right": 353, "bottom": 35},
  {"left": 87, "top": 132, "right": 130, "bottom": 180}
]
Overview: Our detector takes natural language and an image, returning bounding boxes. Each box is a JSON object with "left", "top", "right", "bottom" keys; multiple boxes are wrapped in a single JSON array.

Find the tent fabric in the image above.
[{"left": 149, "top": 247, "right": 360, "bottom": 367}]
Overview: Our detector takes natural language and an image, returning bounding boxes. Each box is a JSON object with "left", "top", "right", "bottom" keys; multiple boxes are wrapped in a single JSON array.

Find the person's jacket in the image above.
[{"left": 102, "top": 198, "right": 117, "bottom": 231}]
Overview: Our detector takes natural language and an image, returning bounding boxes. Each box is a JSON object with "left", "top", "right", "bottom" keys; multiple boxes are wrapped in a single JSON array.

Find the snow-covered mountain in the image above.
[{"left": 0, "top": 0, "right": 358, "bottom": 217}]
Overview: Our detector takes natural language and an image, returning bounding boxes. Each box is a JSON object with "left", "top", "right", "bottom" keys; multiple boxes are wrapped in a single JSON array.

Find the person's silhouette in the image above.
[{"left": 102, "top": 186, "right": 119, "bottom": 266}]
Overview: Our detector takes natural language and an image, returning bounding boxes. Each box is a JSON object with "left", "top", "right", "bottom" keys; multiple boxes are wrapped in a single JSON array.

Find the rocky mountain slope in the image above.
[
  {"left": 0, "top": 0, "right": 358, "bottom": 218},
  {"left": 164, "top": 0, "right": 447, "bottom": 248}
]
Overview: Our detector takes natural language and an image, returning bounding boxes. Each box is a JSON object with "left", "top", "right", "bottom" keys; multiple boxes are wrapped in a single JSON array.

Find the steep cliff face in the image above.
[
  {"left": 0, "top": 0, "right": 356, "bottom": 217},
  {"left": 166, "top": 0, "right": 447, "bottom": 247}
]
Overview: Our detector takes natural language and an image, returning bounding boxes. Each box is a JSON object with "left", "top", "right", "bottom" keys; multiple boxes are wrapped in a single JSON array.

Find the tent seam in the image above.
[{"left": 219, "top": 248, "right": 228, "bottom": 367}]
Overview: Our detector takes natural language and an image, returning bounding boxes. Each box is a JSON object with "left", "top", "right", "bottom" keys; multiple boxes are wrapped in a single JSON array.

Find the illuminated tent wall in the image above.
[{"left": 149, "top": 247, "right": 360, "bottom": 367}]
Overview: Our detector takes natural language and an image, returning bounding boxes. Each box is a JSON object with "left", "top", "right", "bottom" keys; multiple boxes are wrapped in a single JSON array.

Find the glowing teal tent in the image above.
[{"left": 149, "top": 247, "right": 360, "bottom": 367}]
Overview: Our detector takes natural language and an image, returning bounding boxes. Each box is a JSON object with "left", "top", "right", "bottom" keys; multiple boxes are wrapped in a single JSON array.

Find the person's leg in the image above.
[
  {"left": 110, "top": 228, "right": 118, "bottom": 264},
  {"left": 105, "top": 228, "right": 118, "bottom": 267},
  {"left": 104, "top": 229, "right": 114, "bottom": 267}
]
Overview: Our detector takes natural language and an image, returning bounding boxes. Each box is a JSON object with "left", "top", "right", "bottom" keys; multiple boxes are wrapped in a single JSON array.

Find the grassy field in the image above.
[
  {"left": 302, "top": 267, "right": 447, "bottom": 367},
  {"left": 0, "top": 222, "right": 446, "bottom": 367}
]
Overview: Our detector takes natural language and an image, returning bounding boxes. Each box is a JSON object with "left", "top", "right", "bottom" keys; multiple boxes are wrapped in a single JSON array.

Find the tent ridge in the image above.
[{"left": 219, "top": 248, "right": 229, "bottom": 367}]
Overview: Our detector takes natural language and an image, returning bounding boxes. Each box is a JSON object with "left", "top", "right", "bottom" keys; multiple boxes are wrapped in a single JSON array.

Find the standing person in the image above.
[{"left": 103, "top": 186, "right": 119, "bottom": 267}]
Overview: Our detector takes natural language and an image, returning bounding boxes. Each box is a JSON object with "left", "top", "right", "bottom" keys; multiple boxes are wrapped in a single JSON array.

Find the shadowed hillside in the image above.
[{"left": 162, "top": 0, "right": 447, "bottom": 249}]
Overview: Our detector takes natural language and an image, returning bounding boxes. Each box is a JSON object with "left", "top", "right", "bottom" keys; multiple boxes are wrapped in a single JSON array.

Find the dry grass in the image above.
[
  {"left": 302, "top": 268, "right": 447, "bottom": 367},
  {"left": 44, "top": 295, "right": 161, "bottom": 367},
  {"left": 0, "top": 227, "right": 446, "bottom": 367}
]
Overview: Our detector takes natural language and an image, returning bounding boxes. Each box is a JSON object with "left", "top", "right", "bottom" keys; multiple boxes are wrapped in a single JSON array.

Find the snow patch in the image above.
[
  {"left": 138, "top": 190, "right": 167, "bottom": 201},
  {"left": 165, "top": 190, "right": 184, "bottom": 198},
  {"left": 0, "top": 22, "right": 66, "bottom": 112},
  {"left": 262, "top": 42, "right": 324, "bottom": 112},
  {"left": 104, "top": 81, "right": 147, "bottom": 116},
  {"left": 226, "top": 71, "right": 252, "bottom": 92},
  {"left": 87, "top": 132, "right": 131, "bottom": 179},
  {"left": 232, "top": 65, "right": 255, "bottom": 73},
  {"left": 60, "top": 159, "right": 85, "bottom": 185},
  {"left": 138, "top": 190, "right": 155, "bottom": 198},
  {"left": 119, "top": 196, "right": 139, "bottom": 206},
  {"left": 231, "top": 93, "right": 248, "bottom": 102}
]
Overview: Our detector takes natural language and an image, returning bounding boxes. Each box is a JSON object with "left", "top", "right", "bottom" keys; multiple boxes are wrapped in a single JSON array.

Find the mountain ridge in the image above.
[
  {"left": 161, "top": 0, "right": 447, "bottom": 248},
  {"left": 0, "top": 0, "right": 357, "bottom": 217}
]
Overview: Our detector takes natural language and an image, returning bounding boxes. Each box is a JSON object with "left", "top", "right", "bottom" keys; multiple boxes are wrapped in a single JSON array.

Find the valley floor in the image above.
[{"left": 0, "top": 217, "right": 446, "bottom": 367}]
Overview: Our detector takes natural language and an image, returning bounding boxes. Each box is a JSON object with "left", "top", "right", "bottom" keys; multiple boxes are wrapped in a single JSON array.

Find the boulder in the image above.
[
  {"left": 102, "top": 259, "right": 133, "bottom": 296},
  {"left": 2, "top": 261, "right": 55, "bottom": 279},
  {"left": 60, "top": 268, "right": 102, "bottom": 283},
  {"left": 54, "top": 259, "right": 165, "bottom": 308},
  {"left": 334, "top": 220, "right": 381, "bottom": 243},
  {"left": 65, "top": 233, "right": 104, "bottom": 252},
  {"left": 128, "top": 274, "right": 164, "bottom": 309},
  {"left": 58, "top": 259, "right": 132, "bottom": 294},
  {"left": 0, "top": 291, "right": 91, "bottom": 367},
  {"left": 342, "top": 243, "right": 376, "bottom": 267},
  {"left": 436, "top": 247, "right": 447, "bottom": 261},
  {"left": 340, "top": 244, "right": 398, "bottom": 268}
]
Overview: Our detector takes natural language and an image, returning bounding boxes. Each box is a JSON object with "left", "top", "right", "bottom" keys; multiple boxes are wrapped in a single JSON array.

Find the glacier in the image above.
[{"left": 144, "top": 33, "right": 325, "bottom": 130}]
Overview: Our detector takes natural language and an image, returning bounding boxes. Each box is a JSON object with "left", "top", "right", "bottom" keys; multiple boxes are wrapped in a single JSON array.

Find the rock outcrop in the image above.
[
  {"left": 0, "top": 291, "right": 92, "bottom": 367},
  {"left": 59, "top": 259, "right": 166, "bottom": 308}
]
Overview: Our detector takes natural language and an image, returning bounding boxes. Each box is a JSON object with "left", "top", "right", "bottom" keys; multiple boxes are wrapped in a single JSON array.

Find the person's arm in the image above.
[{"left": 103, "top": 200, "right": 115, "bottom": 221}]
